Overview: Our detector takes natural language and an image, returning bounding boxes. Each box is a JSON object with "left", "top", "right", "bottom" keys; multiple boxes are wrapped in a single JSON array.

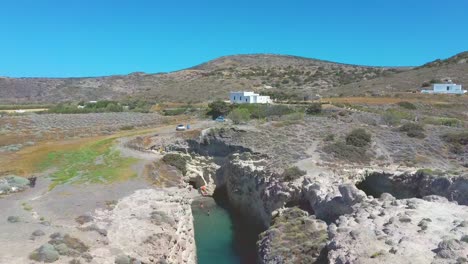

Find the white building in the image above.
[
  {"left": 229, "top": 91, "right": 272, "bottom": 104},
  {"left": 421, "top": 83, "right": 466, "bottom": 94}
]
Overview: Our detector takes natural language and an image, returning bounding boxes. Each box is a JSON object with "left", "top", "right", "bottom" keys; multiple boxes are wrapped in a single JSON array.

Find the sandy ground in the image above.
[{"left": 0, "top": 119, "right": 214, "bottom": 263}]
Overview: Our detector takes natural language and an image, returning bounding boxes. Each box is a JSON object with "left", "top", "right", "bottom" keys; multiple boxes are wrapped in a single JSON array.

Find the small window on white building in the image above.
[
  {"left": 234, "top": 96, "right": 236, "bottom": 100},
  {"left": 447, "top": 86, "right": 450, "bottom": 91},
  {"left": 246, "top": 98, "right": 248, "bottom": 102}
]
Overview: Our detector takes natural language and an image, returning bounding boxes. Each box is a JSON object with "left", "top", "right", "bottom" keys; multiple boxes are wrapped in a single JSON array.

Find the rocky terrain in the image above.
[
  {"left": 328, "top": 194, "right": 468, "bottom": 264},
  {"left": 1, "top": 51, "right": 466, "bottom": 103},
  {"left": 159, "top": 105, "right": 467, "bottom": 263}
]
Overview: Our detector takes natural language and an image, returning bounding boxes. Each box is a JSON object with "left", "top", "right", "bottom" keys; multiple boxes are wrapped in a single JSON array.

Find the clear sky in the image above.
[{"left": 1, "top": 0, "right": 467, "bottom": 77}]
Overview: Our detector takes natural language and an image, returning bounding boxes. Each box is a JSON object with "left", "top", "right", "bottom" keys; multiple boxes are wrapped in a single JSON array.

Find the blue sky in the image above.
[{"left": 1, "top": 0, "right": 467, "bottom": 77}]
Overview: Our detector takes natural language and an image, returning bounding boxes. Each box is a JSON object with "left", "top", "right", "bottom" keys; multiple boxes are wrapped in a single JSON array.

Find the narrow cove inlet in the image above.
[
  {"left": 191, "top": 197, "right": 240, "bottom": 264},
  {"left": 191, "top": 193, "right": 262, "bottom": 264}
]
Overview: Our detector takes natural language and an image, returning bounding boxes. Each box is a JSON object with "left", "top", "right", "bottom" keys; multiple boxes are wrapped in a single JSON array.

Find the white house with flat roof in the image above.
[
  {"left": 229, "top": 91, "right": 272, "bottom": 104},
  {"left": 421, "top": 83, "right": 465, "bottom": 94}
]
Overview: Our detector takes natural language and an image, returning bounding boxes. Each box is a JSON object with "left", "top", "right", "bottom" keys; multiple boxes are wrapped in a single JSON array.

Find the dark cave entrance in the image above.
[{"left": 356, "top": 172, "right": 421, "bottom": 199}]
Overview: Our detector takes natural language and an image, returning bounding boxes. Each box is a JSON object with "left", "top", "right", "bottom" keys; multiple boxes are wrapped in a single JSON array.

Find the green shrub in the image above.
[
  {"left": 441, "top": 131, "right": 468, "bottom": 154},
  {"left": 324, "top": 141, "right": 369, "bottom": 163},
  {"left": 397, "top": 101, "right": 417, "bottom": 110},
  {"left": 305, "top": 103, "right": 322, "bottom": 115},
  {"left": 281, "top": 166, "right": 306, "bottom": 181},
  {"left": 120, "top": 125, "right": 135, "bottom": 131},
  {"left": 424, "top": 117, "right": 462, "bottom": 127},
  {"left": 345, "top": 128, "right": 372, "bottom": 147},
  {"left": 207, "top": 100, "right": 231, "bottom": 119},
  {"left": 442, "top": 131, "right": 468, "bottom": 145},
  {"left": 381, "top": 109, "right": 414, "bottom": 126},
  {"left": 324, "top": 134, "right": 335, "bottom": 141},
  {"left": 228, "top": 108, "right": 251, "bottom": 124},
  {"left": 235, "top": 104, "right": 296, "bottom": 119},
  {"left": 162, "top": 154, "right": 189, "bottom": 175},
  {"left": 398, "top": 123, "right": 425, "bottom": 138},
  {"left": 162, "top": 108, "right": 186, "bottom": 116}
]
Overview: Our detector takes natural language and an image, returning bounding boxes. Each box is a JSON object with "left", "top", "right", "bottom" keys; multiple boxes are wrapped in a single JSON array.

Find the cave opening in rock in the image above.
[
  {"left": 356, "top": 172, "right": 421, "bottom": 199},
  {"left": 212, "top": 186, "right": 264, "bottom": 264},
  {"left": 188, "top": 180, "right": 198, "bottom": 189}
]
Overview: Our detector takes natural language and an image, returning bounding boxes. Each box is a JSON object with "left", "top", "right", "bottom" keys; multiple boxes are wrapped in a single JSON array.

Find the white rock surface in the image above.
[
  {"left": 88, "top": 188, "right": 197, "bottom": 264},
  {"left": 327, "top": 194, "right": 468, "bottom": 264}
]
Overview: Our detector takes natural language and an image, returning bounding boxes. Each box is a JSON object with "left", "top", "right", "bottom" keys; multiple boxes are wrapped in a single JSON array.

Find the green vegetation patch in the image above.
[
  {"left": 398, "top": 123, "right": 426, "bottom": 138},
  {"left": 324, "top": 128, "right": 372, "bottom": 163},
  {"left": 346, "top": 128, "right": 372, "bottom": 147},
  {"left": 281, "top": 166, "right": 306, "bottom": 181},
  {"left": 423, "top": 117, "right": 462, "bottom": 127},
  {"left": 441, "top": 131, "right": 468, "bottom": 145},
  {"left": 227, "top": 108, "right": 251, "bottom": 124},
  {"left": 236, "top": 104, "right": 297, "bottom": 119},
  {"left": 381, "top": 109, "right": 414, "bottom": 126},
  {"left": 396, "top": 101, "right": 417, "bottom": 110},
  {"left": 47, "top": 99, "right": 153, "bottom": 114},
  {"left": 305, "top": 103, "right": 322, "bottom": 115},
  {"left": 324, "top": 141, "right": 369, "bottom": 163},
  {"left": 39, "top": 138, "right": 137, "bottom": 189},
  {"left": 0, "top": 104, "right": 52, "bottom": 110}
]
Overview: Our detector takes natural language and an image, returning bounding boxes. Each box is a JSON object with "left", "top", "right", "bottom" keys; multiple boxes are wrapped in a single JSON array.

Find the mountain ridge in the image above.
[{"left": 0, "top": 52, "right": 466, "bottom": 103}]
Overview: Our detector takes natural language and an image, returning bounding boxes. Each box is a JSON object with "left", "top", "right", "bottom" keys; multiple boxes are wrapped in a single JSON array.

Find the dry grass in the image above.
[
  {"left": 322, "top": 95, "right": 465, "bottom": 105},
  {"left": 0, "top": 119, "right": 190, "bottom": 177}
]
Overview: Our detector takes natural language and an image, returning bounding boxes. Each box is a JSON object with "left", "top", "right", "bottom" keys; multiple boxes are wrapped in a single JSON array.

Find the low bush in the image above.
[
  {"left": 236, "top": 104, "right": 296, "bottom": 119},
  {"left": 396, "top": 101, "right": 417, "bottom": 110},
  {"left": 441, "top": 131, "right": 468, "bottom": 154},
  {"left": 228, "top": 108, "right": 251, "bottom": 124},
  {"left": 441, "top": 131, "right": 468, "bottom": 145},
  {"left": 305, "top": 103, "right": 322, "bottom": 115},
  {"left": 162, "top": 108, "right": 186, "bottom": 116},
  {"left": 207, "top": 100, "right": 232, "bottom": 119},
  {"left": 398, "top": 123, "right": 425, "bottom": 138},
  {"left": 281, "top": 166, "right": 306, "bottom": 181},
  {"left": 162, "top": 154, "right": 189, "bottom": 175},
  {"left": 424, "top": 117, "right": 462, "bottom": 127},
  {"left": 120, "top": 125, "right": 135, "bottom": 131},
  {"left": 324, "top": 134, "right": 335, "bottom": 141},
  {"left": 324, "top": 141, "right": 369, "bottom": 163},
  {"left": 345, "top": 128, "right": 372, "bottom": 147},
  {"left": 381, "top": 109, "right": 414, "bottom": 126}
]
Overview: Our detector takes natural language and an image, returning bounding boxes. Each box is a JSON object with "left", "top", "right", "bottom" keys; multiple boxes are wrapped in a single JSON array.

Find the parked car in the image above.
[
  {"left": 176, "top": 124, "right": 186, "bottom": 131},
  {"left": 215, "top": 116, "right": 225, "bottom": 122}
]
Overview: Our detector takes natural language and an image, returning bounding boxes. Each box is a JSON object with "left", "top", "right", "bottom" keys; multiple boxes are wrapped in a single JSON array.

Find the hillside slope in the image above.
[
  {"left": 0, "top": 52, "right": 466, "bottom": 103},
  {"left": 0, "top": 54, "right": 402, "bottom": 103},
  {"left": 332, "top": 52, "right": 468, "bottom": 96}
]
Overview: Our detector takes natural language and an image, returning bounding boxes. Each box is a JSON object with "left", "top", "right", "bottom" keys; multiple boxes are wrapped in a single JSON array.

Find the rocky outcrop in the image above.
[
  {"left": 220, "top": 152, "right": 302, "bottom": 228},
  {"left": 327, "top": 194, "right": 468, "bottom": 264},
  {"left": 358, "top": 170, "right": 468, "bottom": 205},
  {"left": 257, "top": 207, "right": 328, "bottom": 264},
  {"left": 0, "top": 175, "right": 30, "bottom": 195},
  {"left": 82, "top": 188, "right": 196, "bottom": 264}
]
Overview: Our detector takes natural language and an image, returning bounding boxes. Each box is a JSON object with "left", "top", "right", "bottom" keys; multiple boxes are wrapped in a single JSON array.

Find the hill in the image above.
[
  {"left": 0, "top": 52, "right": 466, "bottom": 103},
  {"left": 332, "top": 52, "right": 468, "bottom": 96}
]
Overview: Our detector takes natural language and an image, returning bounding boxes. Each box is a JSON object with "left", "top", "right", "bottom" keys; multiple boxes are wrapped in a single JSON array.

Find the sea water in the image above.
[{"left": 192, "top": 197, "right": 240, "bottom": 264}]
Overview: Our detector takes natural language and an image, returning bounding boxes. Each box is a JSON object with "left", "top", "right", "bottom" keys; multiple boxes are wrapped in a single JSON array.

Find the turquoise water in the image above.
[{"left": 192, "top": 198, "right": 240, "bottom": 264}]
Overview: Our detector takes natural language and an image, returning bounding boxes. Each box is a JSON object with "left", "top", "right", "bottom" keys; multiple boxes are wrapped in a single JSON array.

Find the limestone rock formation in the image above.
[
  {"left": 257, "top": 207, "right": 328, "bottom": 264},
  {"left": 327, "top": 194, "right": 468, "bottom": 264},
  {"left": 86, "top": 188, "right": 196, "bottom": 264}
]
